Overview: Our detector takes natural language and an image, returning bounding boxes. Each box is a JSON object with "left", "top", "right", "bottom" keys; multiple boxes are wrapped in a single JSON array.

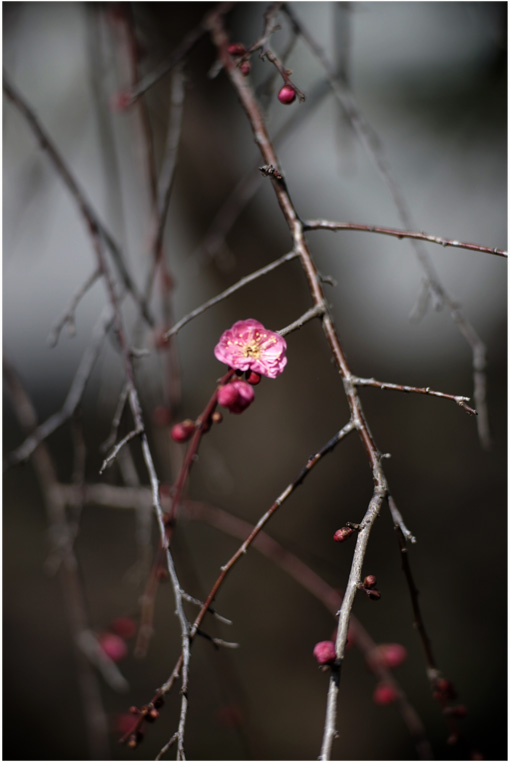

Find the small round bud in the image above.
[
  {"left": 246, "top": 371, "right": 262, "bottom": 385},
  {"left": 228, "top": 43, "right": 246, "bottom": 56},
  {"left": 129, "top": 706, "right": 140, "bottom": 715},
  {"left": 240, "top": 61, "right": 251, "bottom": 76},
  {"left": 211, "top": 411, "right": 223, "bottom": 424},
  {"left": 98, "top": 632, "right": 128, "bottom": 662},
  {"left": 170, "top": 419, "right": 196, "bottom": 443},
  {"left": 334, "top": 527, "right": 354, "bottom": 543},
  {"left": 373, "top": 683, "right": 397, "bottom": 706},
  {"left": 372, "top": 643, "right": 407, "bottom": 669},
  {"left": 363, "top": 575, "right": 377, "bottom": 589},
  {"left": 313, "top": 640, "right": 336, "bottom": 665},
  {"left": 278, "top": 85, "right": 296, "bottom": 104}
]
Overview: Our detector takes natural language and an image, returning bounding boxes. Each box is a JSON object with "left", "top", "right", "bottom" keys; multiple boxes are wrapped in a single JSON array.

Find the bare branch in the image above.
[
  {"left": 278, "top": 303, "right": 326, "bottom": 336},
  {"left": 99, "top": 426, "right": 143, "bottom": 474},
  {"left": 48, "top": 268, "right": 102, "bottom": 347},
  {"left": 353, "top": 376, "right": 477, "bottom": 416},
  {"left": 5, "top": 308, "right": 113, "bottom": 468},
  {"left": 163, "top": 250, "right": 298, "bottom": 341},
  {"left": 3, "top": 75, "right": 153, "bottom": 327},
  {"left": 304, "top": 219, "right": 508, "bottom": 259}
]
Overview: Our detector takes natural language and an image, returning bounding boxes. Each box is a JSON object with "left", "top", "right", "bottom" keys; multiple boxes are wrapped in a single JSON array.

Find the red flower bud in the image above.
[
  {"left": 334, "top": 527, "right": 354, "bottom": 542},
  {"left": 240, "top": 61, "right": 251, "bottom": 76},
  {"left": 170, "top": 419, "right": 195, "bottom": 443},
  {"left": 373, "top": 683, "right": 397, "bottom": 706},
  {"left": 228, "top": 43, "right": 246, "bottom": 56},
  {"left": 278, "top": 85, "right": 296, "bottom": 104},
  {"left": 217, "top": 381, "right": 254, "bottom": 414},
  {"left": 313, "top": 640, "right": 336, "bottom": 665},
  {"left": 246, "top": 371, "right": 262, "bottom": 385},
  {"left": 363, "top": 575, "right": 377, "bottom": 589}
]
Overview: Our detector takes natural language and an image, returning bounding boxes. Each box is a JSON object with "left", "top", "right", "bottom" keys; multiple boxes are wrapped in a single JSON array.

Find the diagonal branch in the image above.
[{"left": 3, "top": 75, "right": 153, "bottom": 327}]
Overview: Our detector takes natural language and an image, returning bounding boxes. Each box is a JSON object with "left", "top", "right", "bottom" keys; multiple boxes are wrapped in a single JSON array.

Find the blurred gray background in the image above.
[{"left": 3, "top": 3, "right": 507, "bottom": 760}]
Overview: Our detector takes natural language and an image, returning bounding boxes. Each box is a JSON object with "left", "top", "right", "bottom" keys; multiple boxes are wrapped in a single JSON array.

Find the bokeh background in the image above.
[{"left": 3, "top": 2, "right": 507, "bottom": 760}]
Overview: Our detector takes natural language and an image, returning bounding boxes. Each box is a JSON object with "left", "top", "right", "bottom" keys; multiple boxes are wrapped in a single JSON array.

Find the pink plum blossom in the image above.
[
  {"left": 214, "top": 319, "right": 287, "bottom": 378},
  {"left": 217, "top": 381, "right": 254, "bottom": 414}
]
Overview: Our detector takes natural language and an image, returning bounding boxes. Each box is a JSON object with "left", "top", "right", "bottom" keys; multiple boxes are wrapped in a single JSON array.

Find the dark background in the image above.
[{"left": 3, "top": 3, "right": 507, "bottom": 760}]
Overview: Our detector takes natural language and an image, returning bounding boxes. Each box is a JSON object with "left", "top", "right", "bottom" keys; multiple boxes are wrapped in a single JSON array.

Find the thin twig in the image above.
[
  {"left": 278, "top": 303, "right": 326, "bottom": 336},
  {"left": 3, "top": 75, "right": 153, "bottom": 327},
  {"left": 126, "top": 18, "right": 210, "bottom": 104},
  {"left": 48, "top": 268, "right": 102, "bottom": 346},
  {"left": 100, "top": 426, "right": 143, "bottom": 474},
  {"left": 163, "top": 250, "right": 298, "bottom": 341},
  {"left": 5, "top": 307, "right": 113, "bottom": 468},
  {"left": 304, "top": 219, "right": 508, "bottom": 258},
  {"left": 353, "top": 376, "right": 477, "bottom": 416}
]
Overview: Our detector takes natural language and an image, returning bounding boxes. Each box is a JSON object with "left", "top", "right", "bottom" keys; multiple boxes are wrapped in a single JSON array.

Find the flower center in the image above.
[{"left": 243, "top": 342, "right": 261, "bottom": 358}]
